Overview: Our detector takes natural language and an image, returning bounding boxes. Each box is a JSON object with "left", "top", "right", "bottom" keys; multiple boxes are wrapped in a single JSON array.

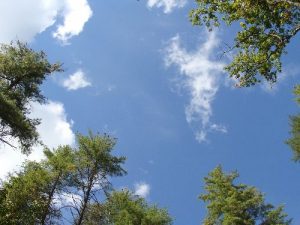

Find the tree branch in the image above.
[
  {"left": 274, "top": 0, "right": 300, "bottom": 7},
  {"left": 291, "top": 23, "right": 300, "bottom": 36},
  {"left": 0, "top": 137, "right": 16, "bottom": 148}
]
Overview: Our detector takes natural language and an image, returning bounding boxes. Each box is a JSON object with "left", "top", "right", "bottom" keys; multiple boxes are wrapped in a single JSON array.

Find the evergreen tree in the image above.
[
  {"left": 41, "top": 146, "right": 76, "bottom": 224},
  {"left": 83, "top": 190, "right": 172, "bottom": 225},
  {"left": 0, "top": 41, "right": 62, "bottom": 153},
  {"left": 200, "top": 166, "right": 291, "bottom": 225},
  {"left": 286, "top": 85, "right": 300, "bottom": 161},
  {"left": 0, "top": 161, "right": 52, "bottom": 224},
  {"left": 69, "top": 132, "right": 127, "bottom": 225},
  {"left": 0, "top": 132, "right": 127, "bottom": 225}
]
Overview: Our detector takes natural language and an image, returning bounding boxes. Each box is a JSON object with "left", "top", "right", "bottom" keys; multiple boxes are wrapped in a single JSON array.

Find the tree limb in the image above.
[
  {"left": 274, "top": 0, "right": 300, "bottom": 8},
  {"left": 0, "top": 137, "right": 16, "bottom": 148},
  {"left": 291, "top": 23, "right": 300, "bottom": 36}
]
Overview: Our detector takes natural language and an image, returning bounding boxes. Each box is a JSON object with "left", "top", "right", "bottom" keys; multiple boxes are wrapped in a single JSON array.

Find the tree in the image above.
[
  {"left": 0, "top": 41, "right": 61, "bottom": 153},
  {"left": 286, "top": 85, "right": 300, "bottom": 162},
  {"left": 0, "top": 132, "right": 127, "bottom": 225},
  {"left": 83, "top": 190, "right": 172, "bottom": 225},
  {"left": 0, "top": 182, "right": 8, "bottom": 222},
  {"left": 0, "top": 147, "right": 76, "bottom": 225},
  {"left": 69, "top": 132, "right": 127, "bottom": 225},
  {"left": 200, "top": 166, "right": 291, "bottom": 225},
  {"left": 190, "top": 0, "right": 300, "bottom": 87},
  {"left": 40, "top": 146, "right": 76, "bottom": 225},
  {"left": 0, "top": 161, "right": 52, "bottom": 224}
]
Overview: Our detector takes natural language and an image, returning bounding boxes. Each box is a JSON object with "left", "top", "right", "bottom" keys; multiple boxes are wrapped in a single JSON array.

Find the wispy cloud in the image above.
[
  {"left": 0, "top": 101, "right": 75, "bottom": 179},
  {"left": 165, "top": 32, "right": 226, "bottom": 143},
  {"left": 147, "top": 0, "right": 187, "bottom": 13},
  {"left": 134, "top": 182, "right": 150, "bottom": 198},
  {"left": 0, "top": 0, "right": 92, "bottom": 44},
  {"left": 63, "top": 69, "right": 91, "bottom": 91}
]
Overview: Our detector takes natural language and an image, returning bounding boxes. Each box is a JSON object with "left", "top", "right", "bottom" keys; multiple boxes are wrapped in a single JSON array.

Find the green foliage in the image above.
[
  {"left": 200, "top": 166, "right": 291, "bottom": 225},
  {"left": 190, "top": 0, "right": 300, "bottom": 87},
  {"left": 0, "top": 161, "right": 52, "bottom": 224},
  {"left": 0, "top": 41, "right": 62, "bottom": 153},
  {"left": 0, "top": 185, "right": 7, "bottom": 220},
  {"left": 0, "top": 146, "right": 76, "bottom": 225},
  {"left": 41, "top": 146, "right": 76, "bottom": 224},
  {"left": 83, "top": 202, "right": 109, "bottom": 225},
  {"left": 84, "top": 190, "right": 172, "bottom": 225},
  {"left": 0, "top": 132, "right": 128, "bottom": 225},
  {"left": 0, "top": 132, "right": 170, "bottom": 225},
  {"left": 286, "top": 85, "right": 300, "bottom": 161},
  {"left": 73, "top": 132, "right": 127, "bottom": 225},
  {"left": 75, "top": 132, "right": 127, "bottom": 180}
]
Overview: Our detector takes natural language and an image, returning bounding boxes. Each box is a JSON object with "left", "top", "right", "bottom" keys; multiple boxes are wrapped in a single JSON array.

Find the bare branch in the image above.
[{"left": 0, "top": 137, "right": 16, "bottom": 148}]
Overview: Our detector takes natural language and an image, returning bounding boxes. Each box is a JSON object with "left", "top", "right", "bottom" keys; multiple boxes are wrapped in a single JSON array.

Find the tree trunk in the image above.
[
  {"left": 75, "top": 170, "right": 96, "bottom": 225},
  {"left": 41, "top": 172, "right": 61, "bottom": 225}
]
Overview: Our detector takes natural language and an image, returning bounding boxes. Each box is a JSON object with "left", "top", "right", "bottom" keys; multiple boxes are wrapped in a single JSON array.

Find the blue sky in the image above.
[{"left": 0, "top": 0, "right": 300, "bottom": 224}]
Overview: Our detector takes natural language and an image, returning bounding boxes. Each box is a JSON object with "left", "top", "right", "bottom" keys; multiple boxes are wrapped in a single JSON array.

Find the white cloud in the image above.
[
  {"left": 134, "top": 182, "right": 150, "bottom": 198},
  {"left": 165, "top": 32, "right": 226, "bottom": 143},
  {"left": 53, "top": 0, "right": 93, "bottom": 45},
  {"left": 0, "top": 101, "right": 75, "bottom": 180},
  {"left": 63, "top": 69, "right": 91, "bottom": 90},
  {"left": 210, "top": 123, "right": 228, "bottom": 133},
  {"left": 0, "top": 0, "right": 92, "bottom": 44},
  {"left": 147, "top": 0, "right": 187, "bottom": 13}
]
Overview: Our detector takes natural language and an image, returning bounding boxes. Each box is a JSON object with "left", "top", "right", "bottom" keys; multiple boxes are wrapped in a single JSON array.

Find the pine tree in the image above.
[
  {"left": 200, "top": 166, "right": 291, "bottom": 225},
  {"left": 0, "top": 41, "right": 62, "bottom": 153}
]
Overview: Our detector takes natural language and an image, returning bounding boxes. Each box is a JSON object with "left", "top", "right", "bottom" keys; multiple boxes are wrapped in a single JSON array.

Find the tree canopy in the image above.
[
  {"left": 200, "top": 166, "right": 291, "bottom": 225},
  {"left": 84, "top": 190, "right": 172, "bottom": 225},
  {"left": 286, "top": 85, "right": 300, "bottom": 162},
  {"left": 0, "top": 132, "right": 173, "bottom": 225},
  {"left": 72, "top": 132, "right": 127, "bottom": 225},
  {"left": 0, "top": 3, "right": 298, "bottom": 223},
  {"left": 0, "top": 161, "right": 52, "bottom": 224},
  {"left": 0, "top": 41, "right": 61, "bottom": 153},
  {"left": 190, "top": 0, "right": 300, "bottom": 87}
]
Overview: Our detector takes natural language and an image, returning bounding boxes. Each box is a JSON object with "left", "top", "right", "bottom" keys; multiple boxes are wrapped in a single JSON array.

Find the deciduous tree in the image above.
[{"left": 190, "top": 0, "right": 300, "bottom": 87}]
